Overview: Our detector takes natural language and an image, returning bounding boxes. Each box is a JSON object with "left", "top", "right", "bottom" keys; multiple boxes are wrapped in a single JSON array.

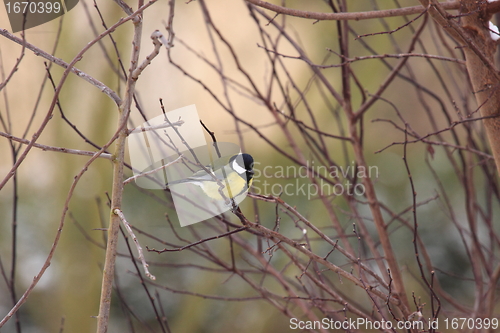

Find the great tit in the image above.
[{"left": 166, "top": 153, "right": 254, "bottom": 204}]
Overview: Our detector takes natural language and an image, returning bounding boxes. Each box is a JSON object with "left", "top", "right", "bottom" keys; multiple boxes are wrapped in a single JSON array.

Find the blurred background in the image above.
[{"left": 1, "top": 0, "right": 499, "bottom": 332}]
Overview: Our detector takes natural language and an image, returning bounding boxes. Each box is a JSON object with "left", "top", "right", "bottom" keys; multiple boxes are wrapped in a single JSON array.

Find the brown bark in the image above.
[
  {"left": 420, "top": 0, "right": 500, "bottom": 176},
  {"left": 460, "top": 0, "right": 500, "bottom": 177}
]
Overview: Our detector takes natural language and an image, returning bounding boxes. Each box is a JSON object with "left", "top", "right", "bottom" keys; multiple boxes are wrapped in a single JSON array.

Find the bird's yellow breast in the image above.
[{"left": 199, "top": 172, "right": 249, "bottom": 201}]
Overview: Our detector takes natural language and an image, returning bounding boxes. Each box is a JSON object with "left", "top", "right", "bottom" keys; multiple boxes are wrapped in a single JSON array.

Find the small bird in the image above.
[{"left": 166, "top": 153, "right": 254, "bottom": 204}]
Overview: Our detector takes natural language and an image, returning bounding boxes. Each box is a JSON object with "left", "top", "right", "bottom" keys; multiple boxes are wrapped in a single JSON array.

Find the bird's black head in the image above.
[
  {"left": 241, "top": 153, "right": 254, "bottom": 173},
  {"left": 231, "top": 153, "right": 254, "bottom": 182}
]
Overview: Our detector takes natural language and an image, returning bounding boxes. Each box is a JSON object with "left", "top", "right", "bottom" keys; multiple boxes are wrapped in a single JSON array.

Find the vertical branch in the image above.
[
  {"left": 460, "top": 1, "right": 500, "bottom": 177},
  {"left": 96, "top": 3, "right": 144, "bottom": 333},
  {"left": 418, "top": 0, "right": 500, "bottom": 176},
  {"left": 403, "top": 125, "right": 441, "bottom": 321},
  {"left": 0, "top": 5, "right": 153, "bottom": 327},
  {"left": 350, "top": 128, "right": 411, "bottom": 317},
  {"left": 9, "top": 147, "right": 21, "bottom": 333}
]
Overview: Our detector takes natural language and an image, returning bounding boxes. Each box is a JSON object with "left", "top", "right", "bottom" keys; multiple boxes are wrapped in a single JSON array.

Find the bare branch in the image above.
[
  {"left": 244, "top": 0, "right": 459, "bottom": 21},
  {"left": 127, "top": 119, "right": 184, "bottom": 135},
  {"left": 131, "top": 30, "right": 164, "bottom": 79},
  {"left": 0, "top": 29, "right": 121, "bottom": 105},
  {"left": 114, "top": 209, "right": 156, "bottom": 280},
  {"left": 0, "top": 131, "right": 113, "bottom": 159},
  {"left": 123, "top": 154, "right": 183, "bottom": 185}
]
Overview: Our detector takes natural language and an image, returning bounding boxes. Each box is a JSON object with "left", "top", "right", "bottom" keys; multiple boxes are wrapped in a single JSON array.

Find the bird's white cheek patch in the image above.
[{"left": 232, "top": 158, "right": 247, "bottom": 174}]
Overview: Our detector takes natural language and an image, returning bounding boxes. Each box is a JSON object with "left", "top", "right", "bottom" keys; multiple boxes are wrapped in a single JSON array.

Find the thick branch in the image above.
[
  {"left": 416, "top": 0, "right": 500, "bottom": 176},
  {"left": 460, "top": 1, "right": 500, "bottom": 174}
]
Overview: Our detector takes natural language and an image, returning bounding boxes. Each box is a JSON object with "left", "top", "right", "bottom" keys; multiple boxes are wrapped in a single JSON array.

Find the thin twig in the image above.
[
  {"left": 123, "top": 154, "right": 183, "bottom": 185},
  {"left": 131, "top": 30, "right": 164, "bottom": 79},
  {"left": 0, "top": 29, "right": 121, "bottom": 105},
  {"left": 0, "top": 131, "right": 113, "bottom": 159},
  {"left": 127, "top": 119, "right": 184, "bottom": 135},
  {"left": 147, "top": 226, "right": 249, "bottom": 253},
  {"left": 114, "top": 209, "right": 156, "bottom": 280}
]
